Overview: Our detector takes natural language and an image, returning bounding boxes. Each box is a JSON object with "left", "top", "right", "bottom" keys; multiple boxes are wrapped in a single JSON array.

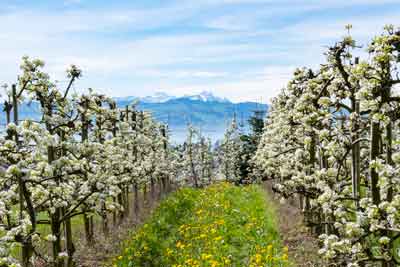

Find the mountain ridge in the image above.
[
  {"left": 0, "top": 92, "right": 267, "bottom": 143},
  {"left": 113, "top": 90, "right": 232, "bottom": 104}
]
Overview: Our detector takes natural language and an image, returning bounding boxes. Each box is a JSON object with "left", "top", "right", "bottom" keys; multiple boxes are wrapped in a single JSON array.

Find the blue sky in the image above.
[{"left": 0, "top": 0, "right": 399, "bottom": 102}]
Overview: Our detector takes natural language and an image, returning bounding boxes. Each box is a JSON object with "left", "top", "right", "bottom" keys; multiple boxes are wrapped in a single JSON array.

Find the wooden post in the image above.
[
  {"left": 124, "top": 106, "right": 130, "bottom": 216},
  {"left": 4, "top": 97, "right": 13, "bottom": 140},
  {"left": 351, "top": 57, "right": 361, "bottom": 207},
  {"left": 12, "top": 84, "right": 33, "bottom": 267},
  {"left": 160, "top": 125, "right": 168, "bottom": 195},
  {"left": 304, "top": 133, "right": 316, "bottom": 229},
  {"left": 60, "top": 130, "right": 75, "bottom": 267},
  {"left": 370, "top": 122, "right": 381, "bottom": 205},
  {"left": 386, "top": 123, "right": 393, "bottom": 201},
  {"left": 133, "top": 182, "right": 139, "bottom": 215},
  {"left": 143, "top": 183, "right": 148, "bottom": 208},
  {"left": 94, "top": 101, "right": 108, "bottom": 236},
  {"left": 12, "top": 84, "right": 18, "bottom": 143},
  {"left": 131, "top": 110, "right": 140, "bottom": 215},
  {"left": 81, "top": 99, "right": 94, "bottom": 244}
]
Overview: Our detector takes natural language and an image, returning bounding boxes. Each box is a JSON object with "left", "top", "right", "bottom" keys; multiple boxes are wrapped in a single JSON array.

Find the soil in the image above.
[
  {"left": 263, "top": 182, "right": 325, "bottom": 267},
  {"left": 74, "top": 186, "right": 170, "bottom": 267}
]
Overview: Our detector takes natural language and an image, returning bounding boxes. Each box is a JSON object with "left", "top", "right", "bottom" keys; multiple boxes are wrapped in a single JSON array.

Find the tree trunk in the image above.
[
  {"left": 63, "top": 208, "right": 75, "bottom": 267},
  {"left": 51, "top": 212, "right": 63, "bottom": 267},
  {"left": 118, "top": 189, "right": 124, "bottom": 223},
  {"left": 150, "top": 178, "right": 156, "bottom": 201},
  {"left": 112, "top": 197, "right": 117, "bottom": 226},
  {"left": 83, "top": 213, "right": 94, "bottom": 244},
  {"left": 133, "top": 183, "right": 139, "bottom": 215}
]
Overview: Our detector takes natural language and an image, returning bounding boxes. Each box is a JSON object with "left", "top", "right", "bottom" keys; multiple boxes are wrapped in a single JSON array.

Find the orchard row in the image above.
[
  {"left": 255, "top": 25, "right": 400, "bottom": 266},
  {"left": 0, "top": 57, "right": 238, "bottom": 267}
]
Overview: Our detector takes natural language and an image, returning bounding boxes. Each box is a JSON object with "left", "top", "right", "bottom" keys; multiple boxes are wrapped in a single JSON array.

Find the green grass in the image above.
[
  {"left": 7, "top": 210, "right": 102, "bottom": 259},
  {"left": 5, "top": 192, "right": 138, "bottom": 261},
  {"left": 114, "top": 182, "right": 288, "bottom": 267}
]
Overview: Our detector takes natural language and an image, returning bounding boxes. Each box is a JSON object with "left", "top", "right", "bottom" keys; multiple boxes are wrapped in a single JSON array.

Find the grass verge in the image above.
[{"left": 113, "top": 182, "right": 289, "bottom": 267}]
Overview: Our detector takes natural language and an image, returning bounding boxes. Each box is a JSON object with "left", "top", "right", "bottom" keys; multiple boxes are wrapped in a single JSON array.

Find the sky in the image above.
[{"left": 0, "top": 0, "right": 399, "bottom": 103}]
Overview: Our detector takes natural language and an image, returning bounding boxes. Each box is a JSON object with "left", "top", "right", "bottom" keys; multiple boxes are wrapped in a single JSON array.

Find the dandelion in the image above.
[
  {"left": 176, "top": 241, "right": 185, "bottom": 249},
  {"left": 166, "top": 248, "right": 173, "bottom": 256},
  {"left": 210, "top": 260, "right": 219, "bottom": 267},
  {"left": 201, "top": 254, "right": 212, "bottom": 260},
  {"left": 255, "top": 253, "right": 262, "bottom": 264}
]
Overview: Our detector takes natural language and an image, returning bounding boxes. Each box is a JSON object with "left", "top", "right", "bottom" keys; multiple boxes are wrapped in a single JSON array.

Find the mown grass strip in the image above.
[{"left": 114, "top": 182, "right": 289, "bottom": 267}]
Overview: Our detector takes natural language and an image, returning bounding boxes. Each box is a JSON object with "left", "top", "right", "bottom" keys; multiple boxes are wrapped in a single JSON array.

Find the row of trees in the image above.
[
  {"left": 0, "top": 57, "right": 179, "bottom": 267},
  {"left": 177, "top": 108, "right": 265, "bottom": 188},
  {"left": 219, "top": 112, "right": 265, "bottom": 184},
  {"left": 255, "top": 26, "right": 400, "bottom": 266},
  {"left": 179, "top": 126, "right": 214, "bottom": 187},
  {"left": 0, "top": 56, "right": 266, "bottom": 267}
]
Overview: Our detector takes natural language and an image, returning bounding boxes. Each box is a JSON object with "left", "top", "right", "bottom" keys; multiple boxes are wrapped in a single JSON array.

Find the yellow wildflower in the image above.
[
  {"left": 201, "top": 253, "right": 212, "bottom": 260},
  {"left": 176, "top": 241, "right": 185, "bottom": 249},
  {"left": 282, "top": 253, "right": 288, "bottom": 261}
]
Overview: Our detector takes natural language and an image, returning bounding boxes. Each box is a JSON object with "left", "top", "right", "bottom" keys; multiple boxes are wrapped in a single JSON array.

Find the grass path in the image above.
[{"left": 113, "top": 183, "right": 289, "bottom": 267}]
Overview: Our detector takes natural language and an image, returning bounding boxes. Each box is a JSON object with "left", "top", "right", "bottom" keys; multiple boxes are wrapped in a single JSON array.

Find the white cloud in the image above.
[
  {"left": 145, "top": 65, "right": 295, "bottom": 103},
  {"left": 285, "top": 13, "right": 400, "bottom": 43},
  {"left": 0, "top": 1, "right": 399, "bottom": 102},
  {"left": 63, "top": 0, "right": 82, "bottom": 6},
  {"left": 139, "top": 70, "right": 229, "bottom": 79}
]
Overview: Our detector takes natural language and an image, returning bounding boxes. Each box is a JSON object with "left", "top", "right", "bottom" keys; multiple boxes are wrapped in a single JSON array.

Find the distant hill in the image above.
[
  {"left": 116, "top": 91, "right": 267, "bottom": 143},
  {"left": 0, "top": 91, "right": 268, "bottom": 143}
]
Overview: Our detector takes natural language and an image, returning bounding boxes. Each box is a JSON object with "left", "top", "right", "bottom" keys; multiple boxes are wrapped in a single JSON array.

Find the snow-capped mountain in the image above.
[
  {"left": 114, "top": 91, "right": 230, "bottom": 104},
  {"left": 181, "top": 91, "right": 230, "bottom": 103},
  {"left": 140, "top": 92, "right": 176, "bottom": 103},
  {"left": 113, "top": 92, "right": 175, "bottom": 103},
  {"left": 112, "top": 96, "right": 138, "bottom": 102}
]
